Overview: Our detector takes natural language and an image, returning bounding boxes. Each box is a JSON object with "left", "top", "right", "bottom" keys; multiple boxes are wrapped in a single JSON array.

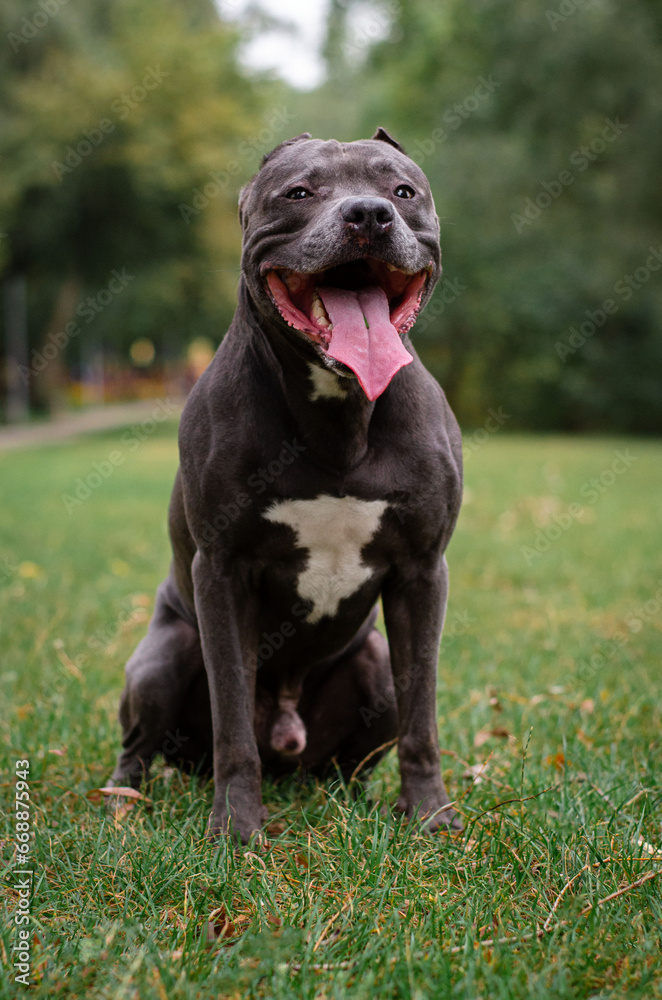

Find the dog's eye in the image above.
[
  {"left": 285, "top": 186, "right": 313, "bottom": 200},
  {"left": 394, "top": 185, "right": 415, "bottom": 199}
]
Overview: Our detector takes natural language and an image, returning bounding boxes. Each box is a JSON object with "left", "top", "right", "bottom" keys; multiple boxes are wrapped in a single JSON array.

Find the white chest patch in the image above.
[
  {"left": 264, "top": 495, "right": 388, "bottom": 623},
  {"left": 308, "top": 363, "right": 347, "bottom": 402}
]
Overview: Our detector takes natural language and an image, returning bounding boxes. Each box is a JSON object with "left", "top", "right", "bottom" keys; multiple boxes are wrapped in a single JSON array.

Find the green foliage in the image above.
[
  {"left": 1, "top": 427, "right": 662, "bottom": 996},
  {"left": 1, "top": 0, "right": 660, "bottom": 430},
  {"left": 0, "top": 0, "right": 290, "bottom": 389},
  {"left": 304, "top": 0, "right": 662, "bottom": 431}
]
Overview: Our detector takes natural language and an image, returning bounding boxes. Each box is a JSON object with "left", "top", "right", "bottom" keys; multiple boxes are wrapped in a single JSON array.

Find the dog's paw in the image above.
[
  {"left": 422, "top": 807, "right": 463, "bottom": 834},
  {"left": 207, "top": 807, "right": 265, "bottom": 846},
  {"left": 395, "top": 792, "right": 463, "bottom": 835}
]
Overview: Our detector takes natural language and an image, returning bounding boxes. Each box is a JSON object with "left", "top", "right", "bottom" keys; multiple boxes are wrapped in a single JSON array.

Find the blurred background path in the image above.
[{"left": 0, "top": 399, "right": 184, "bottom": 451}]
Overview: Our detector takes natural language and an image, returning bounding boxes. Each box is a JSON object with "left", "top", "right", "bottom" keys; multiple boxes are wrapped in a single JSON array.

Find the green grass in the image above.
[{"left": 1, "top": 425, "right": 661, "bottom": 999}]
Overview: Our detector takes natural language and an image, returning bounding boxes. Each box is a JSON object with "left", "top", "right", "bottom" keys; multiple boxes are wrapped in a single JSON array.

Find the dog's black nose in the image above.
[{"left": 340, "top": 197, "right": 395, "bottom": 235}]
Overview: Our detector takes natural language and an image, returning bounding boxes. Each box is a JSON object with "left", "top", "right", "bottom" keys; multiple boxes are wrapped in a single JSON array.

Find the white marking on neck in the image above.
[
  {"left": 264, "top": 495, "right": 388, "bottom": 623},
  {"left": 308, "top": 363, "right": 347, "bottom": 402}
]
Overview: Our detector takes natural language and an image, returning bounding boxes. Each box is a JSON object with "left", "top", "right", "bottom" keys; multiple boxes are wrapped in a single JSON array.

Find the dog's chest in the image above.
[{"left": 263, "top": 495, "right": 387, "bottom": 623}]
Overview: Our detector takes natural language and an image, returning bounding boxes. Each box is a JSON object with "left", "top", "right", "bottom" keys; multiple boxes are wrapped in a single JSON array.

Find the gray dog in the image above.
[{"left": 109, "top": 129, "right": 463, "bottom": 842}]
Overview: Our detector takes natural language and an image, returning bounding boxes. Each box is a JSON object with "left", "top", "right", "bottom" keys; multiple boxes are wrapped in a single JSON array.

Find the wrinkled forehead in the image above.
[{"left": 256, "top": 138, "right": 431, "bottom": 193}]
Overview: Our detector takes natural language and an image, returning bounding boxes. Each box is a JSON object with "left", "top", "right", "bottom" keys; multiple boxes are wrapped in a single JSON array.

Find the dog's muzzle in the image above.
[{"left": 262, "top": 256, "right": 432, "bottom": 400}]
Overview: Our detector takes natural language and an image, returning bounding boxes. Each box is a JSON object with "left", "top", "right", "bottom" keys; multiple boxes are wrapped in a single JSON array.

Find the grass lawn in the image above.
[{"left": 1, "top": 423, "right": 661, "bottom": 998}]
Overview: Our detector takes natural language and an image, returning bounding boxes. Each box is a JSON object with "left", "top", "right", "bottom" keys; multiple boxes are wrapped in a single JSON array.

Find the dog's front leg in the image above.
[
  {"left": 382, "top": 552, "right": 460, "bottom": 832},
  {"left": 192, "top": 552, "right": 263, "bottom": 843}
]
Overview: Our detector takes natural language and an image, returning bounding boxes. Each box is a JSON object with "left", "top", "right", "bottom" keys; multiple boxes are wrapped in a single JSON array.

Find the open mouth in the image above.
[{"left": 263, "top": 258, "right": 431, "bottom": 400}]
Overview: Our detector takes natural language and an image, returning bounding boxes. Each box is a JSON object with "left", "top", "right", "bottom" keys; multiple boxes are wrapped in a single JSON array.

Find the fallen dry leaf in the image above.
[
  {"left": 638, "top": 836, "right": 662, "bottom": 858},
  {"left": 486, "top": 686, "right": 503, "bottom": 712},
  {"left": 112, "top": 801, "right": 136, "bottom": 822},
  {"left": 244, "top": 851, "right": 267, "bottom": 870},
  {"left": 205, "top": 908, "right": 236, "bottom": 943},
  {"left": 474, "top": 730, "right": 491, "bottom": 748},
  {"left": 205, "top": 906, "right": 252, "bottom": 945},
  {"left": 463, "top": 762, "right": 489, "bottom": 784},
  {"left": 545, "top": 752, "right": 571, "bottom": 770},
  {"left": 474, "top": 726, "right": 512, "bottom": 747},
  {"left": 86, "top": 786, "right": 151, "bottom": 805},
  {"left": 160, "top": 907, "right": 186, "bottom": 932}
]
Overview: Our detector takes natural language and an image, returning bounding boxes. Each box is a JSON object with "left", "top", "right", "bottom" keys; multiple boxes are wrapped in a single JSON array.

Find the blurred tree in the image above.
[
  {"left": 0, "top": 0, "right": 287, "bottom": 412},
  {"left": 304, "top": 0, "right": 662, "bottom": 431},
  {"left": 2, "top": 0, "right": 660, "bottom": 431}
]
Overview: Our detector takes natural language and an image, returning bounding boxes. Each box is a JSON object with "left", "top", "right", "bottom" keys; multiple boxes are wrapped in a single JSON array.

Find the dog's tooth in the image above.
[
  {"left": 288, "top": 272, "right": 306, "bottom": 293},
  {"left": 311, "top": 291, "right": 331, "bottom": 327},
  {"left": 386, "top": 263, "right": 419, "bottom": 275}
]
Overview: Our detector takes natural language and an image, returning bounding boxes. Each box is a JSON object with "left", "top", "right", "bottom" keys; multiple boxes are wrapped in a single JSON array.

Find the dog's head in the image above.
[{"left": 239, "top": 129, "right": 441, "bottom": 400}]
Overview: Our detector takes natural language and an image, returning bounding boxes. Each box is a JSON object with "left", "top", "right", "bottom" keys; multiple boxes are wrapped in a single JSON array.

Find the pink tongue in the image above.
[{"left": 318, "top": 285, "right": 413, "bottom": 401}]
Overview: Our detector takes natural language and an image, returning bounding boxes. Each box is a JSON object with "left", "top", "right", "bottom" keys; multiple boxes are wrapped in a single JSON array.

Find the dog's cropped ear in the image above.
[
  {"left": 260, "top": 133, "right": 312, "bottom": 168},
  {"left": 239, "top": 134, "right": 312, "bottom": 228},
  {"left": 371, "top": 127, "right": 406, "bottom": 154},
  {"left": 238, "top": 180, "right": 253, "bottom": 229}
]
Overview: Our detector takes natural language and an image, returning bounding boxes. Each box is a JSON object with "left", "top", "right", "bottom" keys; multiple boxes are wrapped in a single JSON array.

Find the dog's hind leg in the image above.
[
  {"left": 299, "top": 627, "right": 398, "bottom": 783},
  {"left": 109, "top": 573, "right": 206, "bottom": 788}
]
